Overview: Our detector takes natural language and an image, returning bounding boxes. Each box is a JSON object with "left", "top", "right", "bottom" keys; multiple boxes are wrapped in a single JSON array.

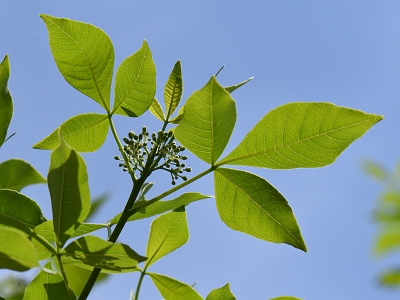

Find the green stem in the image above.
[
  {"left": 134, "top": 271, "right": 147, "bottom": 300},
  {"left": 56, "top": 254, "right": 75, "bottom": 300},
  {"left": 129, "top": 166, "right": 215, "bottom": 216}
]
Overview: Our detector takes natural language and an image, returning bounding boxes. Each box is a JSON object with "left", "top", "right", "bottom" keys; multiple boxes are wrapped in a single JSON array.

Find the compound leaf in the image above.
[
  {"left": 145, "top": 206, "right": 188, "bottom": 268},
  {"left": 62, "top": 235, "right": 146, "bottom": 273},
  {"left": 23, "top": 262, "right": 72, "bottom": 300},
  {"left": 0, "top": 159, "right": 46, "bottom": 191},
  {"left": 0, "top": 55, "right": 13, "bottom": 147},
  {"left": 149, "top": 273, "right": 203, "bottom": 300},
  {"left": 33, "top": 113, "right": 109, "bottom": 152},
  {"left": 164, "top": 60, "right": 183, "bottom": 120},
  {"left": 219, "top": 102, "right": 383, "bottom": 169},
  {"left": 40, "top": 14, "right": 114, "bottom": 110},
  {"left": 113, "top": 40, "right": 156, "bottom": 117},
  {"left": 206, "top": 283, "right": 236, "bottom": 300},
  {"left": 0, "top": 189, "right": 46, "bottom": 234},
  {"left": 175, "top": 76, "right": 236, "bottom": 164},
  {"left": 0, "top": 227, "right": 38, "bottom": 272},
  {"left": 48, "top": 135, "right": 90, "bottom": 247},
  {"left": 214, "top": 168, "right": 306, "bottom": 251},
  {"left": 110, "top": 192, "right": 211, "bottom": 224}
]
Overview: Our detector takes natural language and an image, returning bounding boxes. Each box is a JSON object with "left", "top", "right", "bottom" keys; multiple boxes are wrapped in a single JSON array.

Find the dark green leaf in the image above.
[
  {"left": 0, "top": 159, "right": 46, "bottom": 191},
  {"left": 146, "top": 206, "right": 189, "bottom": 268},
  {"left": 0, "top": 227, "right": 38, "bottom": 272},
  {"left": 113, "top": 40, "right": 156, "bottom": 117},
  {"left": 0, "top": 55, "right": 13, "bottom": 148},
  {"left": 164, "top": 60, "right": 183, "bottom": 120},
  {"left": 62, "top": 236, "right": 146, "bottom": 273},
  {"left": 148, "top": 273, "right": 203, "bottom": 300},
  {"left": 175, "top": 76, "right": 236, "bottom": 164},
  {"left": 48, "top": 135, "right": 90, "bottom": 247},
  {"left": 224, "top": 77, "right": 253, "bottom": 93},
  {"left": 23, "top": 262, "right": 73, "bottom": 300},
  {"left": 219, "top": 102, "right": 383, "bottom": 169},
  {"left": 149, "top": 98, "right": 165, "bottom": 122},
  {"left": 110, "top": 192, "right": 211, "bottom": 224},
  {"left": 206, "top": 283, "right": 236, "bottom": 300},
  {"left": 0, "top": 189, "right": 46, "bottom": 234},
  {"left": 40, "top": 14, "right": 114, "bottom": 110},
  {"left": 33, "top": 113, "right": 109, "bottom": 152},
  {"left": 214, "top": 168, "right": 306, "bottom": 251}
]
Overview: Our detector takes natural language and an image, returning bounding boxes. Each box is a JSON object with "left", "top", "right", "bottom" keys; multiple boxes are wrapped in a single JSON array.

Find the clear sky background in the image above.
[{"left": 1, "top": 1, "right": 400, "bottom": 299}]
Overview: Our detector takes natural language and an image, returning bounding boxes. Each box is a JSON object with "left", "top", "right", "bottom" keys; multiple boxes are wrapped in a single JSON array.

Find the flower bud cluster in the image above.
[{"left": 114, "top": 127, "right": 191, "bottom": 184}]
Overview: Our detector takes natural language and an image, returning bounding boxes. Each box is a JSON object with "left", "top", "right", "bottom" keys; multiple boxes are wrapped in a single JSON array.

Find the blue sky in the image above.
[{"left": 1, "top": 1, "right": 400, "bottom": 299}]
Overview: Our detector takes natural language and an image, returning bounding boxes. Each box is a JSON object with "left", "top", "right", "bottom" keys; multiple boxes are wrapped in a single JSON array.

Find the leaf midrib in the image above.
[{"left": 219, "top": 117, "right": 377, "bottom": 166}]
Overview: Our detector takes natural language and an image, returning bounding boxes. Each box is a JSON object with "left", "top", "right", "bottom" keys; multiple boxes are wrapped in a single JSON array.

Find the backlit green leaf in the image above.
[
  {"left": 113, "top": 40, "right": 156, "bottom": 117},
  {"left": 33, "top": 113, "right": 109, "bottom": 152},
  {"left": 40, "top": 14, "right": 114, "bottom": 110},
  {"left": 206, "top": 283, "right": 236, "bottom": 300},
  {"left": 149, "top": 273, "right": 203, "bottom": 300},
  {"left": 149, "top": 98, "right": 165, "bottom": 121},
  {"left": 219, "top": 102, "right": 382, "bottom": 169},
  {"left": 110, "top": 192, "right": 211, "bottom": 224},
  {"left": 0, "top": 55, "right": 13, "bottom": 147},
  {"left": 146, "top": 206, "right": 188, "bottom": 268},
  {"left": 64, "top": 264, "right": 108, "bottom": 297},
  {"left": 0, "top": 227, "right": 38, "bottom": 272},
  {"left": 23, "top": 262, "right": 72, "bottom": 300},
  {"left": 0, "top": 189, "right": 46, "bottom": 234},
  {"left": 174, "top": 76, "right": 236, "bottom": 164},
  {"left": 214, "top": 168, "right": 306, "bottom": 251},
  {"left": 363, "top": 160, "right": 388, "bottom": 182},
  {"left": 62, "top": 236, "right": 146, "bottom": 273},
  {"left": 48, "top": 136, "right": 90, "bottom": 247},
  {"left": 0, "top": 159, "right": 46, "bottom": 191},
  {"left": 164, "top": 60, "right": 183, "bottom": 120},
  {"left": 224, "top": 77, "right": 253, "bottom": 93}
]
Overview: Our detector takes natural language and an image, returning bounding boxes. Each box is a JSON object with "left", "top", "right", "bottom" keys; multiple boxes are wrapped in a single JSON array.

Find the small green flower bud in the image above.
[
  {"left": 128, "top": 131, "right": 135, "bottom": 139},
  {"left": 182, "top": 176, "right": 187, "bottom": 181},
  {"left": 123, "top": 137, "right": 129, "bottom": 143},
  {"left": 114, "top": 155, "right": 121, "bottom": 160}
]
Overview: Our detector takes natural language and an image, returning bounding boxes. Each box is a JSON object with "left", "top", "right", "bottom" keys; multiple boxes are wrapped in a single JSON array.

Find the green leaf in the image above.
[
  {"left": 148, "top": 273, "right": 203, "bottom": 300},
  {"left": 224, "top": 77, "right": 253, "bottom": 93},
  {"left": 0, "top": 159, "right": 46, "bottom": 191},
  {"left": 40, "top": 14, "right": 114, "bottom": 110},
  {"left": 380, "top": 269, "right": 400, "bottom": 287},
  {"left": 219, "top": 102, "right": 383, "bottom": 169},
  {"left": 62, "top": 236, "right": 146, "bottom": 273},
  {"left": 48, "top": 135, "right": 90, "bottom": 247},
  {"left": 146, "top": 206, "right": 189, "bottom": 268},
  {"left": 174, "top": 76, "right": 236, "bottom": 164},
  {"left": 110, "top": 192, "right": 211, "bottom": 224},
  {"left": 169, "top": 105, "right": 184, "bottom": 124},
  {"left": 363, "top": 160, "right": 388, "bottom": 182},
  {"left": 33, "top": 113, "right": 109, "bottom": 152},
  {"left": 270, "top": 297, "right": 302, "bottom": 300},
  {"left": 164, "top": 60, "right": 183, "bottom": 120},
  {"left": 149, "top": 98, "right": 165, "bottom": 121},
  {"left": 0, "top": 55, "right": 13, "bottom": 147},
  {"left": 87, "top": 193, "right": 109, "bottom": 221},
  {"left": 0, "top": 227, "right": 38, "bottom": 272},
  {"left": 64, "top": 264, "right": 108, "bottom": 297},
  {"left": 0, "top": 189, "right": 46, "bottom": 234},
  {"left": 23, "top": 262, "right": 72, "bottom": 300},
  {"left": 375, "top": 226, "right": 400, "bottom": 255},
  {"left": 113, "top": 40, "right": 156, "bottom": 117},
  {"left": 30, "top": 231, "right": 57, "bottom": 261},
  {"left": 206, "top": 283, "right": 236, "bottom": 300},
  {"left": 214, "top": 168, "right": 306, "bottom": 251}
]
